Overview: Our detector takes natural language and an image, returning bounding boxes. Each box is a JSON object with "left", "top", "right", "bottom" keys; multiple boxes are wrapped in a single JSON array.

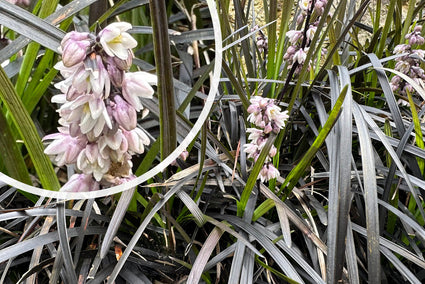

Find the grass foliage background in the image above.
[{"left": 1, "top": 0, "right": 425, "bottom": 283}]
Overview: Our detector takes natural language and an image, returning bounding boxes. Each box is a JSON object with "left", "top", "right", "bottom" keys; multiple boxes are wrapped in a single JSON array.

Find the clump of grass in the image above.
[{"left": 1, "top": 0, "right": 425, "bottom": 283}]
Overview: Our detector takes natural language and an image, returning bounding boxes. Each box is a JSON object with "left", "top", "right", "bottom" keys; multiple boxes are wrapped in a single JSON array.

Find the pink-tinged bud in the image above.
[
  {"left": 105, "top": 56, "right": 124, "bottom": 87},
  {"left": 111, "top": 95, "right": 137, "bottom": 131},
  {"left": 286, "top": 45, "right": 297, "bottom": 55},
  {"left": 404, "top": 84, "right": 414, "bottom": 94},
  {"left": 297, "top": 14, "right": 305, "bottom": 25},
  {"left": 269, "top": 145, "right": 277, "bottom": 158},
  {"left": 68, "top": 122, "right": 82, "bottom": 137},
  {"left": 409, "top": 36, "right": 417, "bottom": 46},
  {"left": 113, "top": 52, "right": 133, "bottom": 71},
  {"left": 61, "top": 174, "right": 100, "bottom": 192},
  {"left": 171, "top": 149, "right": 190, "bottom": 166},
  {"left": 414, "top": 25, "right": 422, "bottom": 33},
  {"left": 62, "top": 40, "right": 91, "bottom": 67},
  {"left": 122, "top": 72, "right": 155, "bottom": 111},
  {"left": 416, "top": 36, "right": 425, "bottom": 45},
  {"left": 263, "top": 123, "right": 273, "bottom": 134},
  {"left": 60, "top": 32, "right": 92, "bottom": 67},
  {"left": 180, "top": 150, "right": 189, "bottom": 161}
]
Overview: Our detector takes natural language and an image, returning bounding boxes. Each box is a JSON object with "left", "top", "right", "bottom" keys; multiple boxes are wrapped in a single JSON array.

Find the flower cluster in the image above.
[
  {"left": 44, "top": 22, "right": 155, "bottom": 192},
  {"left": 390, "top": 25, "right": 425, "bottom": 105},
  {"left": 284, "top": 0, "right": 327, "bottom": 74},
  {"left": 251, "top": 25, "right": 268, "bottom": 54},
  {"left": 244, "top": 96, "right": 289, "bottom": 182}
]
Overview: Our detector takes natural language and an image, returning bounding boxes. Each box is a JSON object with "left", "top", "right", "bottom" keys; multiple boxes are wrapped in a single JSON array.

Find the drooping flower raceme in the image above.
[
  {"left": 44, "top": 22, "right": 154, "bottom": 192},
  {"left": 284, "top": 0, "right": 328, "bottom": 74},
  {"left": 244, "top": 96, "right": 289, "bottom": 182},
  {"left": 390, "top": 25, "right": 425, "bottom": 105}
]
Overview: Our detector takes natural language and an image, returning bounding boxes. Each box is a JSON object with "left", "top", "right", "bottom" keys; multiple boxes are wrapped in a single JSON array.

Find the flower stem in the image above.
[{"left": 149, "top": 0, "right": 177, "bottom": 170}]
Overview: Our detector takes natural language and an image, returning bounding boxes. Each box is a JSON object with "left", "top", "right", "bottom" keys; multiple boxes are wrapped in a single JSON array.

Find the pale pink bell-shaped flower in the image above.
[
  {"left": 77, "top": 143, "right": 111, "bottom": 181},
  {"left": 244, "top": 143, "right": 259, "bottom": 160},
  {"left": 246, "top": 128, "right": 264, "bottom": 144},
  {"left": 61, "top": 173, "right": 100, "bottom": 192},
  {"left": 98, "top": 22, "right": 138, "bottom": 60},
  {"left": 54, "top": 60, "right": 84, "bottom": 79},
  {"left": 293, "top": 48, "right": 307, "bottom": 64},
  {"left": 306, "top": 25, "right": 317, "bottom": 43},
  {"left": 393, "top": 44, "right": 410, "bottom": 55},
  {"left": 123, "top": 127, "right": 150, "bottom": 154},
  {"left": 103, "top": 153, "right": 134, "bottom": 185},
  {"left": 43, "top": 128, "right": 87, "bottom": 166},
  {"left": 258, "top": 163, "right": 280, "bottom": 182},
  {"left": 413, "top": 49, "right": 425, "bottom": 59},
  {"left": 58, "top": 93, "right": 112, "bottom": 138},
  {"left": 122, "top": 72, "right": 155, "bottom": 111},
  {"left": 98, "top": 129, "right": 129, "bottom": 162},
  {"left": 111, "top": 95, "right": 137, "bottom": 131},
  {"left": 286, "top": 30, "right": 303, "bottom": 45},
  {"left": 395, "top": 60, "right": 411, "bottom": 74},
  {"left": 71, "top": 55, "right": 111, "bottom": 97}
]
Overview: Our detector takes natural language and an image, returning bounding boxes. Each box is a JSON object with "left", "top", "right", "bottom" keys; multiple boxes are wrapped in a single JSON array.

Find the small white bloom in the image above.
[
  {"left": 299, "top": 0, "right": 310, "bottom": 11},
  {"left": 99, "top": 22, "right": 138, "bottom": 60}
]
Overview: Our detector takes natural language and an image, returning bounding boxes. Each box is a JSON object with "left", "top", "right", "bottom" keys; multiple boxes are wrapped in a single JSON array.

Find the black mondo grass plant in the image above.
[{"left": 0, "top": 0, "right": 425, "bottom": 283}]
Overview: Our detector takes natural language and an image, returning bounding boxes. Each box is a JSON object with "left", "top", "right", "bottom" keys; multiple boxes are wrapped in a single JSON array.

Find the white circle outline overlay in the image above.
[{"left": 0, "top": 0, "right": 222, "bottom": 200}]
